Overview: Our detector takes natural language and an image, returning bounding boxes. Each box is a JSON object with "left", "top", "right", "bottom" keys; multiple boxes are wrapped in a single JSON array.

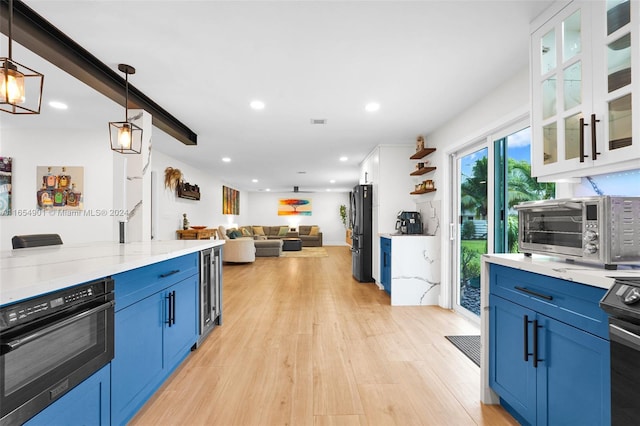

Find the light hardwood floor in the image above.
[{"left": 131, "top": 246, "right": 517, "bottom": 426}]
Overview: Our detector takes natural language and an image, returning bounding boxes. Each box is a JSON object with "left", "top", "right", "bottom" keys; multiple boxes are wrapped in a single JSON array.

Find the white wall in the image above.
[
  {"left": 151, "top": 150, "right": 249, "bottom": 240},
  {"left": 246, "top": 191, "right": 350, "bottom": 245},
  {"left": 0, "top": 128, "right": 115, "bottom": 251}
]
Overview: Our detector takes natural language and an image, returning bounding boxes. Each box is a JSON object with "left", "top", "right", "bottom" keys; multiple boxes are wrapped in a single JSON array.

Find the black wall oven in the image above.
[
  {"left": 600, "top": 277, "right": 640, "bottom": 425},
  {"left": 0, "top": 278, "right": 114, "bottom": 425}
]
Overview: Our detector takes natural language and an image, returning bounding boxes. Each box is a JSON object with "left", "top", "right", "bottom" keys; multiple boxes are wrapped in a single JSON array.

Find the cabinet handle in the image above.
[
  {"left": 591, "top": 113, "right": 601, "bottom": 160},
  {"left": 166, "top": 292, "right": 173, "bottom": 327},
  {"left": 533, "top": 320, "right": 543, "bottom": 368},
  {"left": 579, "top": 117, "right": 588, "bottom": 162},
  {"left": 160, "top": 269, "right": 180, "bottom": 278},
  {"left": 514, "top": 286, "right": 553, "bottom": 301},
  {"left": 171, "top": 291, "right": 176, "bottom": 325},
  {"left": 524, "top": 315, "right": 532, "bottom": 362}
]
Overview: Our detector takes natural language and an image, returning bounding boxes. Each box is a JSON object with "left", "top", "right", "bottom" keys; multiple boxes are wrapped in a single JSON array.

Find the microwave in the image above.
[{"left": 515, "top": 196, "right": 640, "bottom": 270}]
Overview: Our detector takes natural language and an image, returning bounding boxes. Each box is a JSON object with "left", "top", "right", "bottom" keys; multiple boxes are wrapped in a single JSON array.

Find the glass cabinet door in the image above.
[{"left": 531, "top": 3, "right": 591, "bottom": 177}]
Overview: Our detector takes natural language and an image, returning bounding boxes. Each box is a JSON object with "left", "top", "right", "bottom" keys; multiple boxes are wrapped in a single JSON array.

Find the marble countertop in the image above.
[
  {"left": 482, "top": 253, "right": 640, "bottom": 290},
  {"left": 0, "top": 240, "right": 225, "bottom": 306}
]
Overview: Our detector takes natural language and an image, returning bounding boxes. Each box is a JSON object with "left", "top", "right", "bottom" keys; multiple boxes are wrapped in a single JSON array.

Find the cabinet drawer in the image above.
[
  {"left": 489, "top": 264, "right": 608, "bottom": 339},
  {"left": 381, "top": 237, "right": 391, "bottom": 250},
  {"left": 114, "top": 253, "right": 198, "bottom": 311}
]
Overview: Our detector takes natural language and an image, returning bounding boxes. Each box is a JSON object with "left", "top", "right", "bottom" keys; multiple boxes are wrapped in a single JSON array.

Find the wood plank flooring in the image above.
[{"left": 130, "top": 246, "right": 516, "bottom": 426}]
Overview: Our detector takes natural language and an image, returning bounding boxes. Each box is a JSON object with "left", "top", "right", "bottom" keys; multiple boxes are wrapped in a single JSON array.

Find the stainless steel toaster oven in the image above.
[{"left": 515, "top": 196, "right": 640, "bottom": 269}]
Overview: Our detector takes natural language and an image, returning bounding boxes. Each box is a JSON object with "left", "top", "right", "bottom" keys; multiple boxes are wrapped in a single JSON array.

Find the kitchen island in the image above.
[
  {"left": 0, "top": 239, "right": 224, "bottom": 306},
  {"left": 481, "top": 254, "right": 640, "bottom": 425},
  {"left": 0, "top": 240, "right": 224, "bottom": 425}
]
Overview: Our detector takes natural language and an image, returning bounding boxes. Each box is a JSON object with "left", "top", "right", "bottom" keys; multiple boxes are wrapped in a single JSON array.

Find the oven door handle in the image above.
[
  {"left": 1, "top": 300, "right": 115, "bottom": 354},
  {"left": 610, "top": 323, "right": 640, "bottom": 351},
  {"left": 514, "top": 201, "right": 582, "bottom": 210}
]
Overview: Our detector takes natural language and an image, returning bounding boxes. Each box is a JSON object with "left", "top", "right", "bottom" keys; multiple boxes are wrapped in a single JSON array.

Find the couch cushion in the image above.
[
  {"left": 309, "top": 226, "right": 319, "bottom": 236},
  {"left": 218, "top": 226, "right": 230, "bottom": 240},
  {"left": 252, "top": 226, "right": 265, "bottom": 236},
  {"left": 277, "top": 226, "right": 289, "bottom": 236},
  {"left": 240, "top": 226, "right": 253, "bottom": 237}
]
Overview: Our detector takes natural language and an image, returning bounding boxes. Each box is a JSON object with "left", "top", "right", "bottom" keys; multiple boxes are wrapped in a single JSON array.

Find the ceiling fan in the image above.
[{"left": 292, "top": 186, "right": 315, "bottom": 193}]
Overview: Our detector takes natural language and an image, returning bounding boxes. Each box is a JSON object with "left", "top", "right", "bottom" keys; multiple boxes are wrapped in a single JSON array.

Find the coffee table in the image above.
[{"left": 282, "top": 238, "right": 303, "bottom": 251}]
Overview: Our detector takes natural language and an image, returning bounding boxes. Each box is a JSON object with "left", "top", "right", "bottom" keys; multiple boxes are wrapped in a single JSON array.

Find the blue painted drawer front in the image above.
[
  {"left": 113, "top": 253, "right": 198, "bottom": 311},
  {"left": 489, "top": 264, "right": 608, "bottom": 339},
  {"left": 25, "top": 364, "right": 110, "bottom": 426}
]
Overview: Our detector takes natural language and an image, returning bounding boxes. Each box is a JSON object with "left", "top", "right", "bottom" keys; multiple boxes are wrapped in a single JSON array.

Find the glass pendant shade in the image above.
[
  {"left": 109, "top": 120, "right": 143, "bottom": 154},
  {"left": 109, "top": 63, "right": 142, "bottom": 154},
  {"left": 0, "top": 59, "right": 43, "bottom": 115}
]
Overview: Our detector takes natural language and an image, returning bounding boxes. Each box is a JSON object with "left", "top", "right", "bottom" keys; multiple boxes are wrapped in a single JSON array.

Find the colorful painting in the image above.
[
  {"left": 278, "top": 198, "right": 312, "bottom": 216},
  {"left": 0, "top": 157, "right": 12, "bottom": 215},
  {"left": 222, "top": 185, "right": 240, "bottom": 215},
  {"left": 36, "top": 166, "right": 84, "bottom": 210}
]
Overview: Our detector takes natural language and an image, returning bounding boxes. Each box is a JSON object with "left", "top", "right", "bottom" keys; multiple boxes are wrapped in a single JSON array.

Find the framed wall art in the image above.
[
  {"left": 0, "top": 157, "right": 12, "bottom": 215},
  {"left": 222, "top": 185, "right": 239, "bottom": 215},
  {"left": 278, "top": 198, "right": 312, "bottom": 216},
  {"left": 36, "top": 166, "right": 84, "bottom": 210}
]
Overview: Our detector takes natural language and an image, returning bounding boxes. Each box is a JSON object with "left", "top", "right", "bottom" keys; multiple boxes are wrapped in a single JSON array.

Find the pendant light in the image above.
[
  {"left": 0, "top": 0, "right": 44, "bottom": 114},
  {"left": 109, "top": 64, "right": 142, "bottom": 154}
]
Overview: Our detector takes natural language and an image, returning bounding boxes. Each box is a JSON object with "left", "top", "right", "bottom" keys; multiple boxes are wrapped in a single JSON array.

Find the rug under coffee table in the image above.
[{"left": 282, "top": 238, "right": 303, "bottom": 251}]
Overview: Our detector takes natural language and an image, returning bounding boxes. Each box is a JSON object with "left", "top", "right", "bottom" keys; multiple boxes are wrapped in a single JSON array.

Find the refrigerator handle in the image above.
[{"left": 449, "top": 223, "right": 455, "bottom": 241}]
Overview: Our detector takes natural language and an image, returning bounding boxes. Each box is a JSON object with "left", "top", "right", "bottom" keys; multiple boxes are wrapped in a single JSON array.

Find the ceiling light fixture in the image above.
[
  {"left": 250, "top": 100, "right": 265, "bottom": 110},
  {"left": 48, "top": 101, "right": 68, "bottom": 110},
  {"left": 365, "top": 102, "right": 380, "bottom": 112},
  {"left": 252, "top": 179, "right": 258, "bottom": 183},
  {"left": 339, "top": 156, "right": 348, "bottom": 162},
  {"left": 0, "top": 0, "right": 44, "bottom": 115},
  {"left": 109, "top": 64, "right": 142, "bottom": 154},
  {"left": 222, "top": 157, "right": 231, "bottom": 163}
]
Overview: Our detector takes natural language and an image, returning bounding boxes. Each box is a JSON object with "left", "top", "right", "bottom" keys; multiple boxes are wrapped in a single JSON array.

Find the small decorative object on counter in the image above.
[
  {"left": 182, "top": 213, "right": 189, "bottom": 230},
  {"left": 416, "top": 135, "right": 425, "bottom": 152}
]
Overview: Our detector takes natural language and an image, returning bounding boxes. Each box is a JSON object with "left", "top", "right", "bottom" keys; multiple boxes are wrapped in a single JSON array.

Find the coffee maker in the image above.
[{"left": 395, "top": 211, "right": 423, "bottom": 234}]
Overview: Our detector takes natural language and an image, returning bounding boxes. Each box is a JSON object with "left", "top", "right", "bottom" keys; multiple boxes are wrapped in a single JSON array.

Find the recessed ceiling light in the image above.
[
  {"left": 329, "top": 179, "right": 336, "bottom": 184},
  {"left": 250, "top": 100, "right": 265, "bottom": 110},
  {"left": 265, "top": 188, "right": 271, "bottom": 192},
  {"left": 339, "top": 156, "right": 348, "bottom": 162},
  {"left": 222, "top": 157, "right": 231, "bottom": 163},
  {"left": 49, "top": 101, "right": 68, "bottom": 110},
  {"left": 252, "top": 179, "right": 258, "bottom": 183},
  {"left": 365, "top": 102, "right": 380, "bottom": 112}
]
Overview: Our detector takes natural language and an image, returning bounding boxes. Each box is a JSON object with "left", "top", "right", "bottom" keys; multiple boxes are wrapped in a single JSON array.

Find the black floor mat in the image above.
[{"left": 445, "top": 335, "right": 480, "bottom": 367}]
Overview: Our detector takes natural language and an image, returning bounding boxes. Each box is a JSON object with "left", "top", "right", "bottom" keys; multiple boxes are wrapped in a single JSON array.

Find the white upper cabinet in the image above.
[{"left": 531, "top": 0, "right": 639, "bottom": 180}]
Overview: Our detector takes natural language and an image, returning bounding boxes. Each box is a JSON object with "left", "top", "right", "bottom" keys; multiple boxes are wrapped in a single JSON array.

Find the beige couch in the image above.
[
  {"left": 239, "top": 225, "right": 323, "bottom": 247},
  {"left": 216, "top": 227, "right": 256, "bottom": 263}
]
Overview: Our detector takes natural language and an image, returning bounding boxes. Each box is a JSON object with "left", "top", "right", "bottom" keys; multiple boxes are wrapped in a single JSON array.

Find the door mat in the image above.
[{"left": 445, "top": 335, "right": 480, "bottom": 367}]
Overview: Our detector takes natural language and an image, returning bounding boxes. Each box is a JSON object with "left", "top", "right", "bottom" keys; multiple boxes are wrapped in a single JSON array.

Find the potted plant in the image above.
[{"left": 339, "top": 204, "right": 348, "bottom": 229}]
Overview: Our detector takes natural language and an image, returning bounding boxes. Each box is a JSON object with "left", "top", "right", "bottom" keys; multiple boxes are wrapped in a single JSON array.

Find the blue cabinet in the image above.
[
  {"left": 111, "top": 254, "right": 198, "bottom": 425},
  {"left": 380, "top": 237, "right": 391, "bottom": 294},
  {"left": 489, "top": 264, "right": 610, "bottom": 426},
  {"left": 25, "top": 364, "right": 111, "bottom": 426}
]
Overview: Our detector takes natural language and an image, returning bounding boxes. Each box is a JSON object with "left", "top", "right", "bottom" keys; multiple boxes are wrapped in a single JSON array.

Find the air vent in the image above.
[{"left": 310, "top": 118, "right": 327, "bottom": 125}]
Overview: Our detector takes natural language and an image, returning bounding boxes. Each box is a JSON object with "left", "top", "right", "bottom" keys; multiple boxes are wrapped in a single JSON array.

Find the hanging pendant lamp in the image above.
[
  {"left": 109, "top": 64, "right": 142, "bottom": 154},
  {"left": 0, "top": 0, "right": 44, "bottom": 114}
]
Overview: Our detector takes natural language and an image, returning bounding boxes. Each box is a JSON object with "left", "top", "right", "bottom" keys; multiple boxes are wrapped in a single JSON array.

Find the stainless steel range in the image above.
[{"left": 600, "top": 277, "right": 640, "bottom": 425}]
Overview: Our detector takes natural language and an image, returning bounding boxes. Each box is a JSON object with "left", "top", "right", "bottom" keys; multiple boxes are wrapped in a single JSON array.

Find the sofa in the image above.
[
  {"left": 239, "top": 225, "right": 323, "bottom": 247},
  {"left": 216, "top": 227, "right": 256, "bottom": 263}
]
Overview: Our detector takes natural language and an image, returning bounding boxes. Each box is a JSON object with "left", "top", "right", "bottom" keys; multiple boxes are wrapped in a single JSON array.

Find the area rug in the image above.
[
  {"left": 281, "top": 247, "right": 328, "bottom": 258},
  {"left": 445, "top": 335, "right": 480, "bottom": 367}
]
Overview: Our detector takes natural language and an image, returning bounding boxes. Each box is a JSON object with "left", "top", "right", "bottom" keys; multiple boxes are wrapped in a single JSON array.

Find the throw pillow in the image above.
[
  {"left": 218, "top": 226, "right": 229, "bottom": 240},
  {"left": 309, "top": 226, "right": 319, "bottom": 236},
  {"left": 231, "top": 230, "right": 243, "bottom": 239},
  {"left": 241, "top": 227, "right": 252, "bottom": 237},
  {"left": 253, "top": 226, "right": 265, "bottom": 236},
  {"left": 277, "top": 226, "right": 288, "bottom": 236}
]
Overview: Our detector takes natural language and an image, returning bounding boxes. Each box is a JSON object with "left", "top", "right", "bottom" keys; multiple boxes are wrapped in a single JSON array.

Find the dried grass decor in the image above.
[{"left": 164, "top": 167, "right": 183, "bottom": 191}]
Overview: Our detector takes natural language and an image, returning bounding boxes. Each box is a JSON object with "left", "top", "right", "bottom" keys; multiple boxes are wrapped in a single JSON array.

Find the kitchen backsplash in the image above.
[{"left": 574, "top": 168, "right": 640, "bottom": 197}]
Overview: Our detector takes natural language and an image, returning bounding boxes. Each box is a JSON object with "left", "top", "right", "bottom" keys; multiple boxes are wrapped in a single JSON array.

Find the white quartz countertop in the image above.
[
  {"left": 379, "top": 233, "right": 438, "bottom": 238},
  {"left": 483, "top": 253, "right": 640, "bottom": 290},
  {"left": 0, "top": 240, "right": 225, "bottom": 306}
]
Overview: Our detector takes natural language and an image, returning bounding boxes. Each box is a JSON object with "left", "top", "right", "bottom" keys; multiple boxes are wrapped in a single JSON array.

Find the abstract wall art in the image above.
[
  {"left": 222, "top": 185, "right": 240, "bottom": 215},
  {"left": 278, "top": 198, "right": 312, "bottom": 216}
]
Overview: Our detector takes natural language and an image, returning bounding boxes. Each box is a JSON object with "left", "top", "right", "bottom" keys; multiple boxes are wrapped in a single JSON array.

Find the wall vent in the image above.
[{"left": 310, "top": 118, "right": 327, "bottom": 125}]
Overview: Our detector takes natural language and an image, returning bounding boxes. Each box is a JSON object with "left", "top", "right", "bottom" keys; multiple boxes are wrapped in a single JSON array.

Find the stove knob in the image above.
[
  {"left": 584, "top": 230, "right": 598, "bottom": 242},
  {"left": 584, "top": 243, "right": 598, "bottom": 254}
]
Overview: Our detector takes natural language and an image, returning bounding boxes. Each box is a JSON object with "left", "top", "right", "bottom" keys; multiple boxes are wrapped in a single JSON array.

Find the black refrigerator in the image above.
[{"left": 350, "top": 184, "right": 373, "bottom": 282}]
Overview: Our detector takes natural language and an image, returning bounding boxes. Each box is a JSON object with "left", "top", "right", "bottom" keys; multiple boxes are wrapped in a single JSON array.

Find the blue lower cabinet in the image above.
[
  {"left": 112, "top": 260, "right": 199, "bottom": 425},
  {"left": 380, "top": 238, "right": 391, "bottom": 294},
  {"left": 25, "top": 364, "right": 111, "bottom": 426},
  {"left": 489, "top": 264, "right": 610, "bottom": 426}
]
